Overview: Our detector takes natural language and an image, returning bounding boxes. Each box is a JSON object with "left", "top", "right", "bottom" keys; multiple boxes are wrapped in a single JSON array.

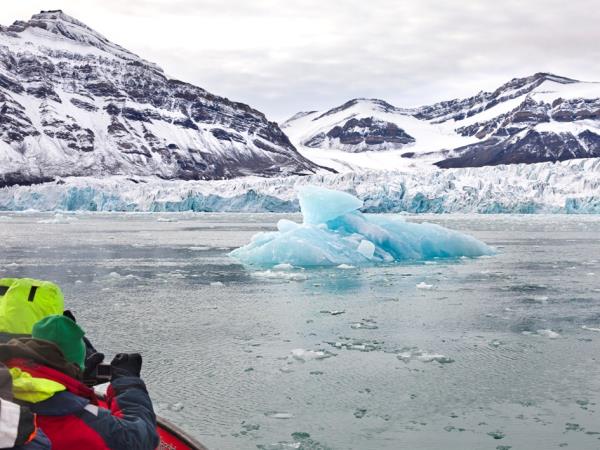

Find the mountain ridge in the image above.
[
  {"left": 0, "top": 10, "right": 324, "bottom": 187},
  {"left": 283, "top": 72, "right": 600, "bottom": 170}
]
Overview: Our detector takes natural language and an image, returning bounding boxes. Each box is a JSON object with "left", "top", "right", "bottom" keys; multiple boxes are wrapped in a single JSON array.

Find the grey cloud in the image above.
[{"left": 2, "top": 0, "right": 599, "bottom": 120}]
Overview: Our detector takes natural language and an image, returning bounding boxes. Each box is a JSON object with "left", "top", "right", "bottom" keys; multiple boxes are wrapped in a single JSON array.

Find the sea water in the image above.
[{"left": 1, "top": 212, "right": 599, "bottom": 450}]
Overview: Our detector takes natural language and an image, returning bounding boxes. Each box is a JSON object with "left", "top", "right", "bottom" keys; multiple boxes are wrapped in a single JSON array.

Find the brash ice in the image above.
[{"left": 229, "top": 186, "right": 494, "bottom": 267}]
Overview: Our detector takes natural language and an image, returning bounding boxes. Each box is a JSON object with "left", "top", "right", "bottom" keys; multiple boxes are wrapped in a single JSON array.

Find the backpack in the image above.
[{"left": 0, "top": 278, "right": 64, "bottom": 334}]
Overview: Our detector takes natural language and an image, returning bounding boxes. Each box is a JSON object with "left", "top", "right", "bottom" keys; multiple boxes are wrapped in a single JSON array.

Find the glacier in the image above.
[
  {"left": 229, "top": 186, "right": 494, "bottom": 267},
  {"left": 0, "top": 158, "right": 598, "bottom": 213}
]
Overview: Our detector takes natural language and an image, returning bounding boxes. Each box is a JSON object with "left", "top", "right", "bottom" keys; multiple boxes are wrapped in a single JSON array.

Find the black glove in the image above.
[
  {"left": 83, "top": 352, "right": 105, "bottom": 379},
  {"left": 110, "top": 353, "right": 142, "bottom": 379}
]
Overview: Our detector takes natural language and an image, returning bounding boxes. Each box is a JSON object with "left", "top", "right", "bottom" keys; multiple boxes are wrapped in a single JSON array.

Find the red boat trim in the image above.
[{"left": 156, "top": 416, "right": 208, "bottom": 450}]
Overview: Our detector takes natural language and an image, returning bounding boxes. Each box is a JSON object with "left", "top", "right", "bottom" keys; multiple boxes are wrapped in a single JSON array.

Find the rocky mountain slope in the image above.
[
  {"left": 0, "top": 10, "right": 322, "bottom": 187},
  {"left": 283, "top": 73, "right": 600, "bottom": 171}
]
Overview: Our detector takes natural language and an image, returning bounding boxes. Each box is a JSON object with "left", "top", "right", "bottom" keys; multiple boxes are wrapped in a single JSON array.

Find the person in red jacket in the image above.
[{"left": 0, "top": 315, "right": 158, "bottom": 450}]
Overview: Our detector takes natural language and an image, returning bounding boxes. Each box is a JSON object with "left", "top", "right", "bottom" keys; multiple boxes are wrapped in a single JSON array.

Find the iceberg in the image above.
[{"left": 229, "top": 186, "right": 494, "bottom": 267}]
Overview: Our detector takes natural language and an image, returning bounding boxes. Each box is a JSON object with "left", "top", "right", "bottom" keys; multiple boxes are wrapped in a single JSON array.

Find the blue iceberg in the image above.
[{"left": 230, "top": 186, "right": 494, "bottom": 267}]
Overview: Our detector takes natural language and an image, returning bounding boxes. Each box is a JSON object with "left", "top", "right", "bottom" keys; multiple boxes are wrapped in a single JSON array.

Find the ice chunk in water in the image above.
[
  {"left": 290, "top": 349, "right": 331, "bottom": 361},
  {"left": 536, "top": 329, "right": 561, "bottom": 339},
  {"left": 264, "top": 412, "right": 294, "bottom": 420},
  {"left": 230, "top": 186, "right": 494, "bottom": 267},
  {"left": 298, "top": 186, "right": 363, "bottom": 225},
  {"left": 397, "top": 349, "right": 454, "bottom": 364}
]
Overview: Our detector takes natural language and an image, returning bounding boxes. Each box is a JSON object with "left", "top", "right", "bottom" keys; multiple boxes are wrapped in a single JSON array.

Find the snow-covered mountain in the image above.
[
  {"left": 283, "top": 73, "right": 600, "bottom": 171},
  {"left": 0, "top": 10, "right": 322, "bottom": 187}
]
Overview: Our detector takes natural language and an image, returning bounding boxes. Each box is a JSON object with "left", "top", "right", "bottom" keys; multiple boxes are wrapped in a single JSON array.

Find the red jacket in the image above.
[{"left": 3, "top": 352, "right": 158, "bottom": 450}]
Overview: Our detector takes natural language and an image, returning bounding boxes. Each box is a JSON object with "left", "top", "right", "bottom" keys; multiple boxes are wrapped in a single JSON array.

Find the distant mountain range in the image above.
[
  {"left": 283, "top": 73, "right": 600, "bottom": 171},
  {"left": 0, "top": 10, "right": 322, "bottom": 187},
  {"left": 1, "top": 10, "right": 599, "bottom": 188}
]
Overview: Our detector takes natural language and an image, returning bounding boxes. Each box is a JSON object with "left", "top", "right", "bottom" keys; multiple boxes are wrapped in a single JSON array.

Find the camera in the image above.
[
  {"left": 84, "top": 363, "right": 112, "bottom": 386},
  {"left": 96, "top": 363, "right": 112, "bottom": 380}
]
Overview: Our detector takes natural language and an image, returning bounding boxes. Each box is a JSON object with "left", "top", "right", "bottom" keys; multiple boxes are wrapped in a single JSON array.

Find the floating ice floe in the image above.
[
  {"left": 168, "top": 403, "right": 184, "bottom": 412},
  {"left": 264, "top": 412, "right": 294, "bottom": 420},
  {"left": 106, "top": 272, "right": 139, "bottom": 281},
  {"left": 535, "top": 329, "right": 561, "bottom": 339},
  {"left": 350, "top": 319, "right": 378, "bottom": 330},
  {"left": 229, "top": 186, "right": 494, "bottom": 268},
  {"left": 37, "top": 213, "right": 78, "bottom": 224},
  {"left": 290, "top": 349, "right": 332, "bottom": 362},
  {"left": 326, "top": 338, "right": 383, "bottom": 352},
  {"left": 251, "top": 271, "right": 308, "bottom": 281},
  {"left": 319, "top": 310, "right": 345, "bottom": 316},
  {"left": 527, "top": 295, "right": 549, "bottom": 303},
  {"left": 416, "top": 282, "right": 434, "bottom": 290},
  {"left": 397, "top": 348, "right": 454, "bottom": 364}
]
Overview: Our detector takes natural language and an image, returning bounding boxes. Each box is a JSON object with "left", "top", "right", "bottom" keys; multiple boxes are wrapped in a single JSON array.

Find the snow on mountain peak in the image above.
[
  {"left": 313, "top": 98, "right": 401, "bottom": 121},
  {"left": 284, "top": 73, "right": 600, "bottom": 172},
  {"left": 0, "top": 10, "right": 324, "bottom": 187},
  {"left": 2, "top": 9, "right": 151, "bottom": 66},
  {"left": 30, "top": 10, "right": 103, "bottom": 37}
]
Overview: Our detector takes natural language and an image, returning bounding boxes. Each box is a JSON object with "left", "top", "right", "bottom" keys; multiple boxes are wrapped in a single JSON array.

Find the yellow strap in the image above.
[{"left": 9, "top": 368, "right": 66, "bottom": 403}]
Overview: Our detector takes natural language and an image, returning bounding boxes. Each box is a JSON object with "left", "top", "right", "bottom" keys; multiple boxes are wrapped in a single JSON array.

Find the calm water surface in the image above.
[{"left": 1, "top": 212, "right": 599, "bottom": 450}]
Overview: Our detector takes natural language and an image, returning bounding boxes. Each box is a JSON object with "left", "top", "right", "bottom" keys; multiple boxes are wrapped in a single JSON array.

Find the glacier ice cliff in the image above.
[
  {"left": 0, "top": 159, "right": 598, "bottom": 213},
  {"left": 229, "top": 186, "right": 494, "bottom": 267}
]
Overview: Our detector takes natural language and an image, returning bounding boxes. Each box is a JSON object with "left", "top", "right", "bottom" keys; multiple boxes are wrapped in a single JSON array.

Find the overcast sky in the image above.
[{"left": 2, "top": 0, "right": 599, "bottom": 121}]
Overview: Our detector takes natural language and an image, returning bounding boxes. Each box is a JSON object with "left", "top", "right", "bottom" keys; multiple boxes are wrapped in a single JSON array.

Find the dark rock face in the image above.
[
  {"left": 0, "top": 10, "right": 325, "bottom": 186},
  {"left": 305, "top": 117, "right": 414, "bottom": 151},
  {"left": 438, "top": 92, "right": 600, "bottom": 168},
  {"left": 578, "top": 129, "right": 600, "bottom": 152},
  {"left": 0, "top": 91, "right": 39, "bottom": 144},
  {"left": 436, "top": 130, "right": 600, "bottom": 168},
  {"left": 454, "top": 97, "right": 551, "bottom": 140},
  {"left": 551, "top": 98, "right": 600, "bottom": 121},
  {"left": 70, "top": 97, "right": 98, "bottom": 112}
]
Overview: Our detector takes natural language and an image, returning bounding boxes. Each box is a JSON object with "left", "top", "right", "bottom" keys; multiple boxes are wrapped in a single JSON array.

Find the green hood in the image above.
[{"left": 32, "top": 315, "right": 86, "bottom": 370}]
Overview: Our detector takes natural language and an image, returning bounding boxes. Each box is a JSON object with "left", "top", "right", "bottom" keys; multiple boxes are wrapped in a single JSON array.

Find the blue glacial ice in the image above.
[{"left": 229, "top": 186, "right": 494, "bottom": 267}]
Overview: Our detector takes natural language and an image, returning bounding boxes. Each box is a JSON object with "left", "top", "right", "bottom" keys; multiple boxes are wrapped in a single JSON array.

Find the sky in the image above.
[{"left": 1, "top": 0, "right": 599, "bottom": 121}]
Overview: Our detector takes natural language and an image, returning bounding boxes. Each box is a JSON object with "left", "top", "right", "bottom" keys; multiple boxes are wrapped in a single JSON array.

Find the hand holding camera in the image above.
[{"left": 83, "top": 352, "right": 143, "bottom": 385}]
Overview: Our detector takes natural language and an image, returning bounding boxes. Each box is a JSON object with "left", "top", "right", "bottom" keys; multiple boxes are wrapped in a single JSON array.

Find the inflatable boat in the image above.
[
  {"left": 96, "top": 390, "right": 207, "bottom": 450},
  {"left": 155, "top": 416, "right": 208, "bottom": 450}
]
